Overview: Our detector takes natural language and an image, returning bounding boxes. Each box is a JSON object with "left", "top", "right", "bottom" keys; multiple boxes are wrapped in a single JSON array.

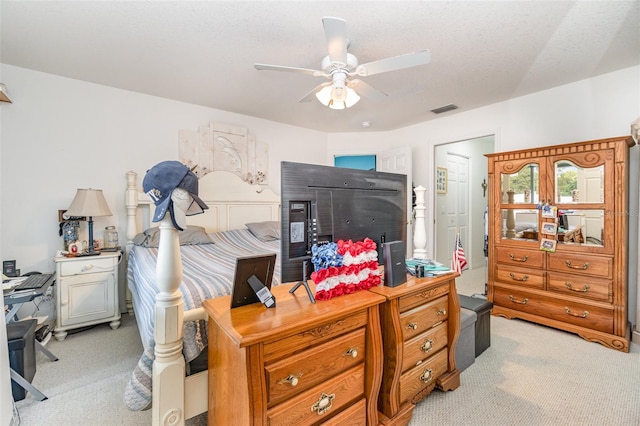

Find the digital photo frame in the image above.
[{"left": 230, "top": 253, "right": 277, "bottom": 309}]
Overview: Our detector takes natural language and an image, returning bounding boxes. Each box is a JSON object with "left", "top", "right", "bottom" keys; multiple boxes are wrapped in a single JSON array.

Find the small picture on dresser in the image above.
[
  {"left": 540, "top": 238, "right": 557, "bottom": 252},
  {"left": 541, "top": 222, "right": 557, "bottom": 236}
]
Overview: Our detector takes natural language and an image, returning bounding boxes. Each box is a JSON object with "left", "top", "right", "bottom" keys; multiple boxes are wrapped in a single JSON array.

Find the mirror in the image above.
[
  {"left": 557, "top": 209, "right": 604, "bottom": 246},
  {"left": 554, "top": 161, "right": 603, "bottom": 204},
  {"left": 501, "top": 209, "right": 539, "bottom": 240},
  {"left": 500, "top": 163, "right": 539, "bottom": 204}
]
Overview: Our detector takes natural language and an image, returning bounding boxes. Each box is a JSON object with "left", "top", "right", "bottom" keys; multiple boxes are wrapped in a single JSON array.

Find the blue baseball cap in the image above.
[{"left": 142, "top": 161, "right": 208, "bottom": 229}]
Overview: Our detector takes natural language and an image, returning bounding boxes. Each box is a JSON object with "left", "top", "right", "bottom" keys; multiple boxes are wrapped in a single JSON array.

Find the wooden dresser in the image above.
[
  {"left": 369, "top": 273, "right": 461, "bottom": 425},
  {"left": 486, "top": 136, "right": 634, "bottom": 352},
  {"left": 202, "top": 282, "right": 385, "bottom": 425}
]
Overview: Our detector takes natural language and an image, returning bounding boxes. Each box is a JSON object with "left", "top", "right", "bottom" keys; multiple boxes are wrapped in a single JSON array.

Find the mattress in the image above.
[{"left": 124, "top": 228, "right": 281, "bottom": 410}]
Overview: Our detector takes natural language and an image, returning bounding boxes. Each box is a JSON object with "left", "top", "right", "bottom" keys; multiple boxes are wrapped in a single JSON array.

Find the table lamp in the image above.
[{"left": 64, "top": 188, "right": 113, "bottom": 255}]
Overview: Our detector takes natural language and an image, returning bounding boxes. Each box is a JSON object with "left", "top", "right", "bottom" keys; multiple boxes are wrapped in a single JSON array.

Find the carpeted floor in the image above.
[{"left": 12, "top": 271, "right": 640, "bottom": 425}]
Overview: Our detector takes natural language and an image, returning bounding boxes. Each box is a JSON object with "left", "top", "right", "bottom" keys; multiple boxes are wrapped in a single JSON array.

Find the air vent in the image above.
[{"left": 431, "top": 104, "right": 458, "bottom": 114}]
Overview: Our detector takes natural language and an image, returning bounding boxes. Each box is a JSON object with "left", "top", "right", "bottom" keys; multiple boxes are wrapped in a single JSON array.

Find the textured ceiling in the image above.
[{"left": 2, "top": 1, "right": 639, "bottom": 133}]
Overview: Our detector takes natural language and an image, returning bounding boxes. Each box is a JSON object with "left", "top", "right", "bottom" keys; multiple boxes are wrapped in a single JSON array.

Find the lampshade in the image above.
[{"left": 65, "top": 189, "right": 112, "bottom": 218}]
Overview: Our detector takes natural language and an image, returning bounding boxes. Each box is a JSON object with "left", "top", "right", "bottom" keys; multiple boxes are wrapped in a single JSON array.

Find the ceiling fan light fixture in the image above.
[
  {"left": 315, "top": 85, "right": 333, "bottom": 106},
  {"left": 316, "top": 83, "right": 360, "bottom": 109}
]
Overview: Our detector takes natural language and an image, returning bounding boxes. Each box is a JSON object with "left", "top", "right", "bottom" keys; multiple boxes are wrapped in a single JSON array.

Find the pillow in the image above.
[
  {"left": 245, "top": 221, "right": 281, "bottom": 242},
  {"left": 132, "top": 225, "right": 213, "bottom": 248}
]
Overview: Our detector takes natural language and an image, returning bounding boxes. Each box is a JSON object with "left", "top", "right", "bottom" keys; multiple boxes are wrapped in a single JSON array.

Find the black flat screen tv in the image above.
[{"left": 280, "top": 161, "right": 407, "bottom": 283}]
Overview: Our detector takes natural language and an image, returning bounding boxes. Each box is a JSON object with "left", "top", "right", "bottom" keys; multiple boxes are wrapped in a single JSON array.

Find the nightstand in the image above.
[{"left": 53, "top": 251, "right": 121, "bottom": 341}]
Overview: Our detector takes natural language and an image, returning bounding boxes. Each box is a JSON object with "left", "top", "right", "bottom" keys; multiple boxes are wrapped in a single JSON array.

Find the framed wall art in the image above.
[{"left": 436, "top": 167, "right": 448, "bottom": 194}]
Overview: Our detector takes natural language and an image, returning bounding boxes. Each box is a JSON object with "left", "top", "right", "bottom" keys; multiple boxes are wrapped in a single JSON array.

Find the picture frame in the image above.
[
  {"left": 541, "top": 222, "right": 557, "bottom": 235},
  {"left": 436, "top": 167, "right": 448, "bottom": 194},
  {"left": 541, "top": 205, "right": 557, "bottom": 218},
  {"left": 540, "top": 238, "right": 557, "bottom": 252}
]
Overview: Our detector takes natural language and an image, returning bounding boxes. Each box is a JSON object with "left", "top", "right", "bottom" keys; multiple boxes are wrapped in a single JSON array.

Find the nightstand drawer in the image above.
[
  {"left": 399, "top": 348, "right": 448, "bottom": 405},
  {"left": 59, "top": 257, "right": 116, "bottom": 276},
  {"left": 400, "top": 295, "right": 449, "bottom": 340},
  {"left": 265, "top": 328, "right": 365, "bottom": 406},
  {"left": 402, "top": 321, "right": 448, "bottom": 373}
]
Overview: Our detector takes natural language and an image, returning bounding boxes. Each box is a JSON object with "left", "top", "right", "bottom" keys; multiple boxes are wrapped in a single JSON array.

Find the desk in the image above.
[{"left": 4, "top": 275, "right": 58, "bottom": 401}]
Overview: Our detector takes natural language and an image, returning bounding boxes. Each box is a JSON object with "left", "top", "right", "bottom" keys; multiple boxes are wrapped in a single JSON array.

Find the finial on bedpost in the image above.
[{"left": 125, "top": 171, "right": 138, "bottom": 316}]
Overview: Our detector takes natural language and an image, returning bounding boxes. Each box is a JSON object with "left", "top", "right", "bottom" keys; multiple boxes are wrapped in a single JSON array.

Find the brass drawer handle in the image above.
[
  {"left": 509, "top": 295, "right": 528, "bottom": 305},
  {"left": 420, "top": 368, "right": 433, "bottom": 384},
  {"left": 509, "top": 272, "right": 529, "bottom": 282},
  {"left": 564, "top": 307, "right": 589, "bottom": 318},
  {"left": 278, "top": 373, "right": 302, "bottom": 387},
  {"left": 421, "top": 338, "right": 434, "bottom": 353},
  {"left": 509, "top": 254, "right": 528, "bottom": 262},
  {"left": 311, "top": 392, "right": 335, "bottom": 415},
  {"left": 565, "top": 282, "right": 590, "bottom": 293},
  {"left": 565, "top": 260, "right": 589, "bottom": 270},
  {"left": 344, "top": 348, "right": 358, "bottom": 358},
  {"left": 436, "top": 308, "right": 447, "bottom": 316},
  {"left": 407, "top": 322, "right": 418, "bottom": 330}
]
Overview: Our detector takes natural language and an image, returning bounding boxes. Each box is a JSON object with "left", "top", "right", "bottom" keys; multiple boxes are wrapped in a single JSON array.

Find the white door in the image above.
[
  {"left": 377, "top": 147, "right": 413, "bottom": 255},
  {"left": 436, "top": 153, "right": 470, "bottom": 267}
]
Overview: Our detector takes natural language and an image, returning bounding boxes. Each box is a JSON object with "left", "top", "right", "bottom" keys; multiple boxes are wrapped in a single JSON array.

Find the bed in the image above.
[{"left": 122, "top": 169, "right": 281, "bottom": 424}]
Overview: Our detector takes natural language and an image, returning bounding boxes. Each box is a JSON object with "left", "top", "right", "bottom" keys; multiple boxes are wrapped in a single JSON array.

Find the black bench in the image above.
[{"left": 458, "top": 294, "right": 493, "bottom": 357}]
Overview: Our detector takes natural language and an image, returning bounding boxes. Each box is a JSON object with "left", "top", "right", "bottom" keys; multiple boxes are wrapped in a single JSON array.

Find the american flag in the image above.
[{"left": 451, "top": 232, "right": 467, "bottom": 274}]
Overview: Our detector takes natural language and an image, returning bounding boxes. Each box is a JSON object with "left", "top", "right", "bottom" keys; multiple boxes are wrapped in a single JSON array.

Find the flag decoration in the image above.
[
  {"left": 451, "top": 232, "right": 468, "bottom": 274},
  {"left": 310, "top": 238, "right": 381, "bottom": 300}
]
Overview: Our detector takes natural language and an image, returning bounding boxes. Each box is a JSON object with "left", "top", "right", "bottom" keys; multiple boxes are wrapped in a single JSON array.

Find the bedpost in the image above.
[
  {"left": 412, "top": 185, "right": 428, "bottom": 258},
  {"left": 153, "top": 217, "right": 186, "bottom": 426},
  {"left": 125, "top": 171, "right": 139, "bottom": 315}
]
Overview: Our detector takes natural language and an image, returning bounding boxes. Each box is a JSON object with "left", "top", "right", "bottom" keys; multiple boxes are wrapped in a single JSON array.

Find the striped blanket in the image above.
[{"left": 124, "top": 228, "right": 280, "bottom": 410}]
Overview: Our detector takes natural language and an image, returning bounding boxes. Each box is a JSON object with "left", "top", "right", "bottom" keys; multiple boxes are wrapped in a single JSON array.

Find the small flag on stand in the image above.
[{"left": 451, "top": 231, "right": 467, "bottom": 274}]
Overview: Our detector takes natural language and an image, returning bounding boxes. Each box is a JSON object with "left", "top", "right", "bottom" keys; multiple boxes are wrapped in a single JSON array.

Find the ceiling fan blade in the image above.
[
  {"left": 298, "top": 82, "right": 331, "bottom": 103},
  {"left": 322, "top": 17, "right": 348, "bottom": 65},
  {"left": 348, "top": 79, "right": 388, "bottom": 100},
  {"left": 254, "top": 63, "right": 327, "bottom": 77},
  {"left": 355, "top": 49, "right": 431, "bottom": 77}
]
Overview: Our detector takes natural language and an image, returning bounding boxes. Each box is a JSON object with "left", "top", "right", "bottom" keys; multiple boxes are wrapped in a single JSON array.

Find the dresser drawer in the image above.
[
  {"left": 402, "top": 321, "right": 448, "bottom": 374},
  {"left": 493, "top": 288, "right": 613, "bottom": 334},
  {"left": 496, "top": 246, "right": 543, "bottom": 268},
  {"left": 58, "top": 257, "right": 116, "bottom": 277},
  {"left": 548, "top": 272, "right": 612, "bottom": 303},
  {"left": 263, "top": 310, "right": 368, "bottom": 363},
  {"left": 496, "top": 264, "right": 544, "bottom": 289},
  {"left": 548, "top": 254, "right": 612, "bottom": 279},
  {"left": 266, "top": 364, "right": 364, "bottom": 426},
  {"left": 265, "top": 328, "right": 365, "bottom": 406},
  {"left": 399, "top": 348, "right": 448, "bottom": 405},
  {"left": 400, "top": 295, "right": 449, "bottom": 341}
]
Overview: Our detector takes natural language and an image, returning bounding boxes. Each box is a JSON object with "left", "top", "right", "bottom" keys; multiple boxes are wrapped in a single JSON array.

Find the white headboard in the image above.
[{"left": 125, "top": 169, "right": 281, "bottom": 240}]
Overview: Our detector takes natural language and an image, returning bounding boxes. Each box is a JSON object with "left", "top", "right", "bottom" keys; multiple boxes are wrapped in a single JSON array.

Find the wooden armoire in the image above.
[{"left": 486, "top": 136, "right": 635, "bottom": 352}]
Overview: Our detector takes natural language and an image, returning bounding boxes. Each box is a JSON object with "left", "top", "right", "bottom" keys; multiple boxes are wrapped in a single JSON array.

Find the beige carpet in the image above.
[{"left": 13, "top": 292, "right": 640, "bottom": 425}]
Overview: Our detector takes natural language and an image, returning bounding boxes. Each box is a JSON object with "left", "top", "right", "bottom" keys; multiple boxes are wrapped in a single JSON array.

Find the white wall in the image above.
[
  {"left": 0, "top": 63, "right": 15, "bottom": 426},
  {"left": 327, "top": 65, "right": 640, "bottom": 328},
  {"left": 0, "top": 65, "right": 327, "bottom": 276},
  {"left": 329, "top": 66, "right": 638, "bottom": 251}
]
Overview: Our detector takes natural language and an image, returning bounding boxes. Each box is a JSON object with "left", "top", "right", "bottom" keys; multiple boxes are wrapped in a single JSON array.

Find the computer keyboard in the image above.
[{"left": 13, "top": 273, "right": 54, "bottom": 291}]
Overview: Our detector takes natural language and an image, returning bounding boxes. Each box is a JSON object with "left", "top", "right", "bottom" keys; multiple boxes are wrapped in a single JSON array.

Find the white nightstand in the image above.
[{"left": 53, "top": 251, "right": 121, "bottom": 341}]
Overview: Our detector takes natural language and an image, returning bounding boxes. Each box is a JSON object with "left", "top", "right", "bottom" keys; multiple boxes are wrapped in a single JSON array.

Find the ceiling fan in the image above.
[{"left": 254, "top": 17, "right": 431, "bottom": 110}]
